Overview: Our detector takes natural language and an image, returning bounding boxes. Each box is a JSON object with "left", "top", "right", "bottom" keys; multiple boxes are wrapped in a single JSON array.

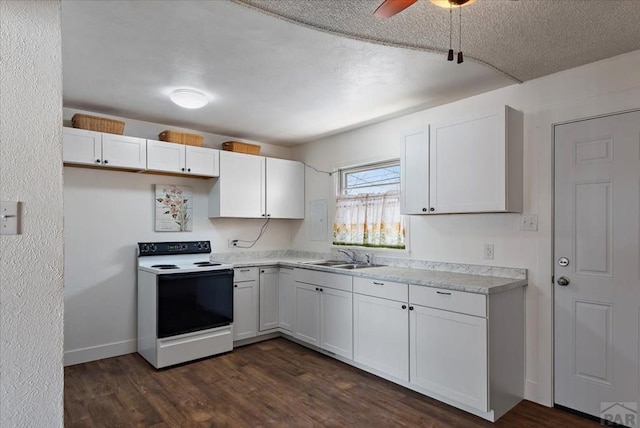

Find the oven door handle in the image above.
[{"left": 159, "top": 270, "right": 233, "bottom": 281}]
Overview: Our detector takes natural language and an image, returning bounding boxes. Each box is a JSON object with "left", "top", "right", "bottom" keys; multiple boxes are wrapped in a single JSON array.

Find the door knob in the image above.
[{"left": 557, "top": 276, "right": 570, "bottom": 286}]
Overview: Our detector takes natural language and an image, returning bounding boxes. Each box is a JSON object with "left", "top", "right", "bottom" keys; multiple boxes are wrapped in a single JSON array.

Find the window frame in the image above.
[{"left": 338, "top": 159, "right": 401, "bottom": 196}]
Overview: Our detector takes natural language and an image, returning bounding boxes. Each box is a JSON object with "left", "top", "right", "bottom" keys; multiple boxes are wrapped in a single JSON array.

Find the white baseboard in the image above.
[{"left": 64, "top": 339, "right": 137, "bottom": 366}]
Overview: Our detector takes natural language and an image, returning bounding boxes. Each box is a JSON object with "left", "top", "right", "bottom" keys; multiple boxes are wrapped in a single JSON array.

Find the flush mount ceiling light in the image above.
[{"left": 169, "top": 89, "right": 208, "bottom": 109}]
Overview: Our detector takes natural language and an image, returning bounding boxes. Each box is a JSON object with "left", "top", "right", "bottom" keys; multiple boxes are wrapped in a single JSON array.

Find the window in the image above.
[
  {"left": 340, "top": 161, "right": 401, "bottom": 195},
  {"left": 333, "top": 161, "right": 405, "bottom": 249}
]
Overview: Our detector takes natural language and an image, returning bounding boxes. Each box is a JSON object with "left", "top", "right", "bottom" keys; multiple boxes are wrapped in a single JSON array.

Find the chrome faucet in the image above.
[{"left": 337, "top": 248, "right": 358, "bottom": 263}]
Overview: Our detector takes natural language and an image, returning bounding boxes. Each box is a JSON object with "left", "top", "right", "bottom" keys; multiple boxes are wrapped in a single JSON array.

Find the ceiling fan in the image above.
[
  {"left": 374, "top": 0, "right": 475, "bottom": 18},
  {"left": 374, "top": 0, "right": 478, "bottom": 64}
]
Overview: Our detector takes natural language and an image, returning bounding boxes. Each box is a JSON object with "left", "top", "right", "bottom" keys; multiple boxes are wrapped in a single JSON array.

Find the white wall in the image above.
[
  {"left": 63, "top": 112, "right": 300, "bottom": 364},
  {"left": 0, "top": 1, "right": 64, "bottom": 426},
  {"left": 291, "top": 50, "right": 640, "bottom": 406}
]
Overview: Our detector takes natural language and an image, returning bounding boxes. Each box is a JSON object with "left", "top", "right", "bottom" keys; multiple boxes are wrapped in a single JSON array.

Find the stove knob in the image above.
[
  {"left": 141, "top": 244, "right": 148, "bottom": 253},
  {"left": 182, "top": 244, "right": 188, "bottom": 250},
  {"left": 196, "top": 242, "right": 203, "bottom": 249},
  {"left": 204, "top": 242, "right": 209, "bottom": 249},
  {"left": 150, "top": 244, "right": 157, "bottom": 252}
]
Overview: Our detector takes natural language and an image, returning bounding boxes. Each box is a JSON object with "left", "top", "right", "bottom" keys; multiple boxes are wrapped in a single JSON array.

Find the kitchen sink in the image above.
[
  {"left": 303, "top": 260, "right": 349, "bottom": 266},
  {"left": 302, "top": 260, "right": 385, "bottom": 269},
  {"left": 332, "top": 263, "right": 386, "bottom": 270}
]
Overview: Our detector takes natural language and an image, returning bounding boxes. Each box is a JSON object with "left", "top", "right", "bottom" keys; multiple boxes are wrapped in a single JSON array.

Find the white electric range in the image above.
[{"left": 137, "top": 241, "right": 235, "bottom": 369}]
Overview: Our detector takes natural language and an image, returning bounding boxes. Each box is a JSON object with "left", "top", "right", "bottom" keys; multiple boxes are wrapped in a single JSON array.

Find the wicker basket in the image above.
[
  {"left": 222, "top": 141, "right": 261, "bottom": 155},
  {"left": 158, "top": 130, "right": 204, "bottom": 147},
  {"left": 71, "top": 114, "right": 125, "bottom": 135}
]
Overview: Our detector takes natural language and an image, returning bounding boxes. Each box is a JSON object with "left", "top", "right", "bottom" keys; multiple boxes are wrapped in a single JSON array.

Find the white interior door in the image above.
[{"left": 554, "top": 110, "right": 640, "bottom": 423}]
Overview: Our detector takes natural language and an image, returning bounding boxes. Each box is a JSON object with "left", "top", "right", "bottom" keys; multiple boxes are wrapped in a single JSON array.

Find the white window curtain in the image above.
[{"left": 333, "top": 190, "right": 405, "bottom": 249}]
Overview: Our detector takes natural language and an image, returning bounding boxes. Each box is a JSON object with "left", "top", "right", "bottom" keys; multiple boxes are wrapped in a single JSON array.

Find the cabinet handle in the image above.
[
  {"left": 422, "top": 208, "right": 427, "bottom": 212},
  {"left": 429, "top": 207, "right": 434, "bottom": 212},
  {"left": 409, "top": 306, "right": 414, "bottom": 310},
  {"left": 234, "top": 284, "right": 238, "bottom": 288},
  {"left": 436, "top": 291, "right": 452, "bottom": 295},
  {"left": 240, "top": 269, "right": 250, "bottom": 272},
  {"left": 103, "top": 159, "right": 108, "bottom": 164},
  {"left": 402, "top": 305, "right": 407, "bottom": 309},
  {"left": 315, "top": 287, "right": 319, "bottom": 291},
  {"left": 373, "top": 281, "right": 384, "bottom": 285},
  {"left": 95, "top": 159, "right": 101, "bottom": 163},
  {"left": 260, "top": 270, "right": 265, "bottom": 273},
  {"left": 320, "top": 288, "right": 323, "bottom": 292},
  {"left": 187, "top": 168, "right": 191, "bottom": 172},
  {"left": 181, "top": 168, "right": 185, "bottom": 172}
]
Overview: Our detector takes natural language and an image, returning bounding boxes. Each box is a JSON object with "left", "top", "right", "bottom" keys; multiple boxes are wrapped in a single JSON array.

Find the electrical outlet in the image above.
[
  {"left": 519, "top": 214, "right": 538, "bottom": 231},
  {"left": 483, "top": 244, "right": 494, "bottom": 260},
  {"left": 227, "top": 239, "right": 238, "bottom": 248}
]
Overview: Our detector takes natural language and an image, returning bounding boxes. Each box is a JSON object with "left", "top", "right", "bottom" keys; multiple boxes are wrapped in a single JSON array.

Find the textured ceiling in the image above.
[
  {"left": 234, "top": 0, "right": 640, "bottom": 82},
  {"left": 62, "top": 0, "right": 640, "bottom": 146}
]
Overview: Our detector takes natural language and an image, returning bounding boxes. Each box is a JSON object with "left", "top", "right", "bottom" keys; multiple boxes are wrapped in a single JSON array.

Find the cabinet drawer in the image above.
[
  {"left": 409, "top": 285, "right": 486, "bottom": 318},
  {"left": 353, "top": 277, "right": 408, "bottom": 302},
  {"left": 294, "top": 269, "right": 352, "bottom": 292},
  {"left": 234, "top": 267, "right": 259, "bottom": 282}
]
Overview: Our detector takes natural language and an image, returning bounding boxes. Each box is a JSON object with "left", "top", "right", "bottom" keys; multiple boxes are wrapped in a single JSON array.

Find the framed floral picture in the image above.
[{"left": 155, "top": 184, "right": 193, "bottom": 232}]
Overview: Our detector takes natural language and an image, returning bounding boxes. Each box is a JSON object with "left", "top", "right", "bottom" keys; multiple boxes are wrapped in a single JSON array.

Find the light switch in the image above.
[{"left": 1, "top": 201, "right": 19, "bottom": 235}]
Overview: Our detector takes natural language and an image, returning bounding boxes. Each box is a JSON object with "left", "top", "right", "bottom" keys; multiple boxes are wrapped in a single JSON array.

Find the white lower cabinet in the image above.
[
  {"left": 410, "top": 304, "right": 488, "bottom": 411},
  {"left": 278, "top": 267, "right": 295, "bottom": 332},
  {"left": 293, "top": 269, "right": 353, "bottom": 359},
  {"left": 353, "top": 293, "right": 409, "bottom": 381},
  {"left": 232, "top": 268, "right": 258, "bottom": 341},
  {"left": 293, "top": 282, "right": 321, "bottom": 346},
  {"left": 320, "top": 287, "right": 352, "bottom": 358},
  {"left": 259, "top": 267, "right": 279, "bottom": 331}
]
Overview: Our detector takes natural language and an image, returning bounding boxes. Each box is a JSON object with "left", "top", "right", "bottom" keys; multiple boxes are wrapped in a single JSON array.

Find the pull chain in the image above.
[
  {"left": 447, "top": 4, "right": 454, "bottom": 61},
  {"left": 457, "top": 5, "right": 464, "bottom": 63}
]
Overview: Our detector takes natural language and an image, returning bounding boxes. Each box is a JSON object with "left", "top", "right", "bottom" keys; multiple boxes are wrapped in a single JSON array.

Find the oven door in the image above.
[{"left": 157, "top": 269, "right": 233, "bottom": 338}]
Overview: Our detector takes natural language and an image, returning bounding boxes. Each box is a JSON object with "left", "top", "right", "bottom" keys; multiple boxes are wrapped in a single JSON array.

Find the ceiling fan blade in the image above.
[{"left": 374, "top": 0, "right": 418, "bottom": 18}]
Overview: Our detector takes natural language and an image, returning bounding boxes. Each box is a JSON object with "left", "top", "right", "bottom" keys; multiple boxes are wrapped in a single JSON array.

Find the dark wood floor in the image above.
[{"left": 65, "top": 338, "right": 598, "bottom": 427}]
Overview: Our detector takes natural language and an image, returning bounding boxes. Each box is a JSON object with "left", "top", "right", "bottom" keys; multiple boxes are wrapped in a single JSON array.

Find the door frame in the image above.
[{"left": 551, "top": 107, "right": 640, "bottom": 410}]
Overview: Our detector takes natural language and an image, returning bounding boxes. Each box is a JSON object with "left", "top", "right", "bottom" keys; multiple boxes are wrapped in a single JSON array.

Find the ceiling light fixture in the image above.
[
  {"left": 429, "top": 0, "right": 476, "bottom": 9},
  {"left": 169, "top": 89, "right": 208, "bottom": 109}
]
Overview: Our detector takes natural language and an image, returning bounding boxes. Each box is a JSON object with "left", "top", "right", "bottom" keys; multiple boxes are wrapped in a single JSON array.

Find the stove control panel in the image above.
[{"left": 138, "top": 241, "right": 211, "bottom": 256}]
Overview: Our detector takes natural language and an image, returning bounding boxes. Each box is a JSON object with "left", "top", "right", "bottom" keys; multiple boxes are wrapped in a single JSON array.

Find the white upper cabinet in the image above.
[
  {"left": 146, "top": 140, "right": 219, "bottom": 177},
  {"left": 63, "top": 127, "right": 146, "bottom": 170},
  {"left": 400, "top": 127, "right": 430, "bottom": 214},
  {"left": 429, "top": 106, "right": 523, "bottom": 213},
  {"left": 209, "top": 150, "right": 305, "bottom": 219},
  {"left": 186, "top": 145, "right": 219, "bottom": 177},
  {"left": 401, "top": 106, "right": 523, "bottom": 214},
  {"left": 266, "top": 157, "right": 304, "bottom": 219},
  {"left": 210, "top": 150, "right": 265, "bottom": 218}
]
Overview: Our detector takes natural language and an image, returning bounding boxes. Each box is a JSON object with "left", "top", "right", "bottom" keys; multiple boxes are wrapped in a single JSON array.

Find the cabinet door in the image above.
[
  {"left": 293, "top": 282, "right": 321, "bottom": 347},
  {"left": 101, "top": 134, "right": 147, "bottom": 170},
  {"left": 353, "top": 293, "right": 409, "bottom": 381},
  {"left": 278, "top": 268, "right": 295, "bottom": 332},
  {"left": 429, "top": 108, "right": 507, "bottom": 213},
  {"left": 186, "top": 146, "right": 219, "bottom": 177},
  {"left": 321, "top": 287, "right": 353, "bottom": 359},
  {"left": 410, "top": 305, "right": 488, "bottom": 411},
  {"left": 146, "top": 139, "right": 185, "bottom": 173},
  {"left": 212, "top": 151, "right": 265, "bottom": 218},
  {"left": 259, "top": 268, "right": 279, "bottom": 331},
  {"left": 401, "top": 128, "right": 430, "bottom": 214},
  {"left": 63, "top": 127, "right": 102, "bottom": 166},
  {"left": 266, "top": 157, "right": 304, "bottom": 219},
  {"left": 233, "top": 280, "right": 258, "bottom": 341}
]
